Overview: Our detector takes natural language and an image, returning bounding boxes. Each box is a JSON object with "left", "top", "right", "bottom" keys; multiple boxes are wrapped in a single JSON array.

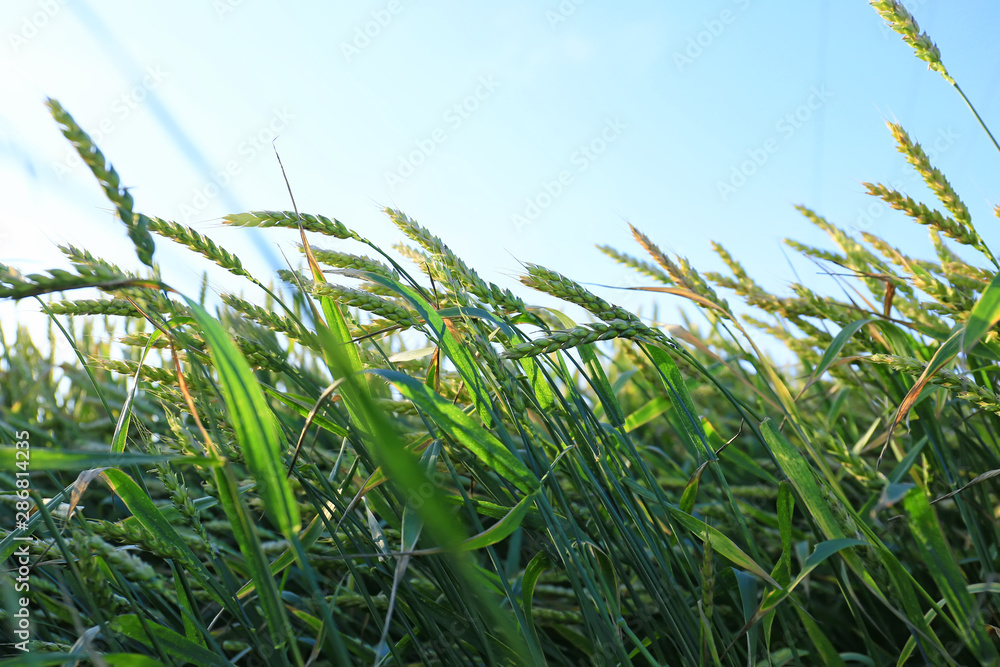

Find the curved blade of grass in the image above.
[
  {"left": 368, "top": 369, "right": 539, "bottom": 494},
  {"left": 734, "top": 570, "right": 760, "bottom": 661},
  {"left": 751, "top": 424, "right": 945, "bottom": 654},
  {"left": 442, "top": 494, "right": 558, "bottom": 531},
  {"left": 624, "top": 395, "right": 671, "bottom": 433},
  {"left": 930, "top": 467, "right": 1000, "bottom": 505},
  {"left": 643, "top": 343, "right": 710, "bottom": 461},
  {"left": 183, "top": 296, "right": 300, "bottom": 535},
  {"left": 962, "top": 271, "right": 1000, "bottom": 352},
  {"left": 665, "top": 505, "right": 781, "bottom": 589},
  {"left": 211, "top": 463, "right": 297, "bottom": 653},
  {"left": 520, "top": 551, "right": 553, "bottom": 655},
  {"left": 578, "top": 343, "right": 625, "bottom": 427},
  {"left": 896, "top": 582, "right": 1000, "bottom": 666},
  {"left": 112, "top": 328, "right": 165, "bottom": 453},
  {"left": 797, "top": 318, "right": 874, "bottom": 399},
  {"left": 520, "top": 356, "right": 555, "bottom": 412},
  {"left": 359, "top": 271, "right": 495, "bottom": 425},
  {"left": 98, "top": 469, "right": 248, "bottom": 628},
  {"left": 880, "top": 327, "right": 963, "bottom": 468},
  {"left": 0, "top": 448, "right": 199, "bottom": 470},
  {"left": 904, "top": 487, "right": 998, "bottom": 663},
  {"left": 736, "top": 538, "right": 866, "bottom": 654},
  {"left": 263, "top": 386, "right": 349, "bottom": 438},
  {"left": 790, "top": 604, "right": 847, "bottom": 667},
  {"left": 0, "top": 654, "right": 86, "bottom": 666},
  {"left": 460, "top": 492, "right": 535, "bottom": 551},
  {"left": 114, "top": 615, "right": 231, "bottom": 667},
  {"left": 99, "top": 469, "right": 209, "bottom": 572},
  {"left": 759, "top": 419, "right": 844, "bottom": 541}
]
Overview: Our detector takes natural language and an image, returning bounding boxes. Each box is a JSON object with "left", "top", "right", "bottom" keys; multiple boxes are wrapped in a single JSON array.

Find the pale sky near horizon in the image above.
[{"left": 2, "top": 1, "right": 999, "bottom": 357}]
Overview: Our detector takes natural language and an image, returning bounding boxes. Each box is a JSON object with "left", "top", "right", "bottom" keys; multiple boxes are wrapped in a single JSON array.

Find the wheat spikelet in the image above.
[
  {"left": 519, "top": 263, "right": 669, "bottom": 344},
  {"left": 47, "top": 99, "right": 156, "bottom": 267},
  {"left": 43, "top": 298, "right": 143, "bottom": 318},
  {"left": 146, "top": 217, "right": 252, "bottom": 280},
  {"left": 0, "top": 263, "right": 133, "bottom": 300},
  {"left": 869, "top": 353, "right": 1000, "bottom": 415},
  {"left": 97, "top": 358, "right": 180, "bottom": 385},
  {"left": 863, "top": 183, "right": 977, "bottom": 249},
  {"left": 629, "top": 224, "right": 685, "bottom": 285},
  {"left": 279, "top": 270, "right": 418, "bottom": 328},
  {"left": 386, "top": 208, "right": 527, "bottom": 313},
  {"left": 884, "top": 124, "right": 989, "bottom": 255},
  {"left": 60, "top": 245, "right": 135, "bottom": 279},
  {"left": 313, "top": 284, "right": 418, "bottom": 327},
  {"left": 521, "top": 263, "right": 615, "bottom": 314},
  {"left": 501, "top": 320, "right": 654, "bottom": 359},
  {"left": 869, "top": 1, "right": 954, "bottom": 85},
  {"left": 308, "top": 247, "right": 398, "bottom": 280},
  {"left": 629, "top": 225, "right": 730, "bottom": 311},
  {"left": 710, "top": 243, "right": 749, "bottom": 283},
  {"left": 221, "top": 294, "right": 320, "bottom": 350},
  {"left": 224, "top": 211, "right": 359, "bottom": 240}
]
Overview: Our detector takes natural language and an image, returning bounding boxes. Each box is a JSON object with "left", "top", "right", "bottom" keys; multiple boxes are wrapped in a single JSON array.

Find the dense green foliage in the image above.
[{"left": 2, "top": 4, "right": 999, "bottom": 665}]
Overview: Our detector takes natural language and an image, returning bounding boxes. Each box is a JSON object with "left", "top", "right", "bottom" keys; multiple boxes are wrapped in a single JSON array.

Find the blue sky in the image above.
[{"left": 2, "top": 1, "right": 999, "bottom": 349}]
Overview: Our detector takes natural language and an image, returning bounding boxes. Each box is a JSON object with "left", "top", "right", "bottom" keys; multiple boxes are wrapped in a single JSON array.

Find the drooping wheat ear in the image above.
[
  {"left": 313, "top": 284, "right": 419, "bottom": 328},
  {"left": 307, "top": 246, "right": 398, "bottom": 280},
  {"left": 81, "top": 534, "right": 172, "bottom": 599},
  {"left": 279, "top": 270, "right": 419, "bottom": 328},
  {"left": 97, "top": 358, "right": 180, "bottom": 385},
  {"left": 393, "top": 242, "right": 432, "bottom": 268},
  {"left": 224, "top": 211, "right": 360, "bottom": 240},
  {"left": 501, "top": 320, "right": 656, "bottom": 359},
  {"left": 119, "top": 330, "right": 290, "bottom": 373},
  {"left": 703, "top": 244, "right": 774, "bottom": 311},
  {"left": 869, "top": 1, "right": 953, "bottom": 85},
  {"left": 596, "top": 245, "right": 672, "bottom": 284},
  {"left": 780, "top": 239, "right": 845, "bottom": 267},
  {"left": 629, "top": 225, "right": 730, "bottom": 312},
  {"left": 629, "top": 224, "right": 684, "bottom": 284},
  {"left": 386, "top": 208, "right": 527, "bottom": 313},
  {"left": 89, "top": 517, "right": 194, "bottom": 562},
  {"left": 521, "top": 265, "right": 679, "bottom": 344},
  {"left": 793, "top": 205, "right": 889, "bottom": 275},
  {"left": 146, "top": 217, "right": 253, "bottom": 281},
  {"left": 862, "top": 182, "right": 985, "bottom": 254},
  {"left": 60, "top": 244, "right": 135, "bottom": 279},
  {"left": 46, "top": 99, "right": 156, "bottom": 267},
  {"left": 221, "top": 294, "right": 319, "bottom": 350},
  {"left": 43, "top": 298, "right": 143, "bottom": 318},
  {"left": 793, "top": 205, "right": 901, "bottom": 299},
  {"left": 869, "top": 353, "right": 1000, "bottom": 415},
  {"left": 887, "top": 123, "right": 975, "bottom": 225},
  {"left": 709, "top": 242, "right": 749, "bottom": 283},
  {"left": 0, "top": 263, "right": 134, "bottom": 300},
  {"left": 521, "top": 263, "right": 622, "bottom": 320}
]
